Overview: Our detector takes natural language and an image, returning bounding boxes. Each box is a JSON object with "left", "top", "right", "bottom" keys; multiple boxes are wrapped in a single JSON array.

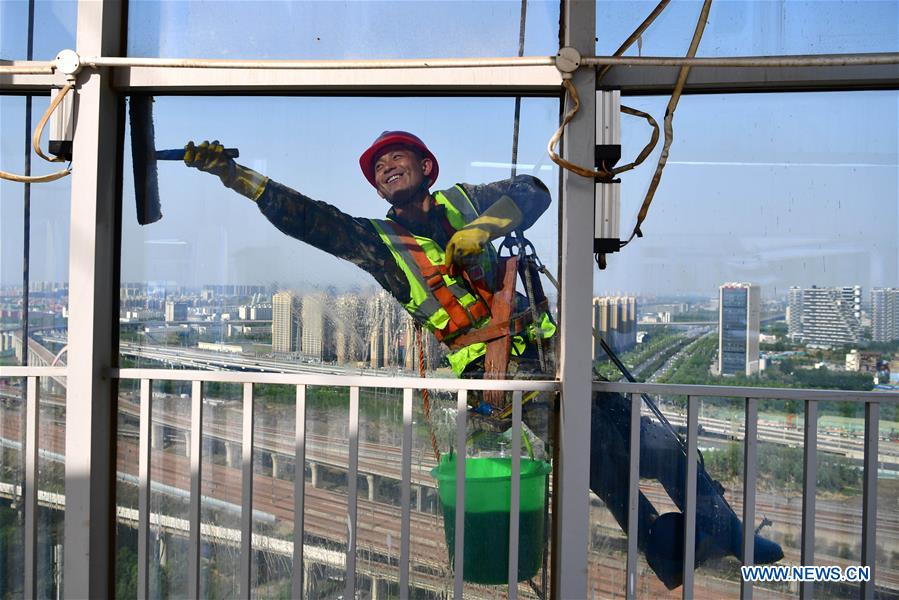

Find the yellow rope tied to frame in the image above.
[{"left": 0, "top": 82, "right": 74, "bottom": 184}]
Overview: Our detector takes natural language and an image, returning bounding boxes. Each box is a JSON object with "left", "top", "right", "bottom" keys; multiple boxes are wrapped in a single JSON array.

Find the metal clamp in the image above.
[
  {"left": 555, "top": 47, "right": 581, "bottom": 79},
  {"left": 54, "top": 49, "right": 81, "bottom": 78}
]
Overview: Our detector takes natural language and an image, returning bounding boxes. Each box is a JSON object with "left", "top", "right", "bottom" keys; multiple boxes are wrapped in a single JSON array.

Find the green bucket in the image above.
[{"left": 430, "top": 456, "right": 552, "bottom": 585}]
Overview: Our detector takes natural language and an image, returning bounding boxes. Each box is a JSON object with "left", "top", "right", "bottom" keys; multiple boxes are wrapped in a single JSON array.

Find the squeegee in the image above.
[{"left": 129, "top": 96, "right": 238, "bottom": 225}]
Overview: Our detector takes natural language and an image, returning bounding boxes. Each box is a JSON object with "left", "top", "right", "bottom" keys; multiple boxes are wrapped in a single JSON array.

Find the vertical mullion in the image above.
[
  {"left": 241, "top": 382, "right": 254, "bottom": 598},
  {"left": 861, "top": 401, "right": 880, "bottom": 600},
  {"left": 292, "top": 385, "right": 307, "bottom": 600},
  {"left": 741, "top": 398, "right": 758, "bottom": 600},
  {"left": 345, "top": 386, "right": 360, "bottom": 600},
  {"left": 554, "top": 0, "right": 596, "bottom": 597},
  {"left": 507, "top": 391, "right": 523, "bottom": 598},
  {"left": 188, "top": 380, "right": 203, "bottom": 599},
  {"left": 63, "top": 1, "right": 123, "bottom": 595},
  {"left": 137, "top": 379, "right": 152, "bottom": 600},
  {"left": 24, "top": 376, "right": 39, "bottom": 600},
  {"left": 682, "top": 396, "right": 698, "bottom": 599},
  {"left": 800, "top": 399, "right": 818, "bottom": 600},
  {"left": 626, "top": 393, "right": 641, "bottom": 600},
  {"left": 454, "top": 389, "right": 468, "bottom": 599},
  {"left": 399, "top": 388, "right": 413, "bottom": 600}
]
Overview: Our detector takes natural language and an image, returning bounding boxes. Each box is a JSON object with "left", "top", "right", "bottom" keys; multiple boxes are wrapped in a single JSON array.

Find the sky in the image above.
[{"left": 1, "top": 0, "right": 897, "bottom": 300}]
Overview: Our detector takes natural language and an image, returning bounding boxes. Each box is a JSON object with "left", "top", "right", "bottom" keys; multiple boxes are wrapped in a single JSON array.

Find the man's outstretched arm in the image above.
[{"left": 183, "top": 140, "right": 399, "bottom": 280}]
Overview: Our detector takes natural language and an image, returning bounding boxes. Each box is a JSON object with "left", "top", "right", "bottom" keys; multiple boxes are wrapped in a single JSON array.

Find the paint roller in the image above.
[{"left": 129, "top": 95, "right": 238, "bottom": 225}]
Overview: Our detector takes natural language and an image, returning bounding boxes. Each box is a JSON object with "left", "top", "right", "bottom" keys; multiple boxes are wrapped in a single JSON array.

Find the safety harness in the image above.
[{"left": 371, "top": 186, "right": 553, "bottom": 409}]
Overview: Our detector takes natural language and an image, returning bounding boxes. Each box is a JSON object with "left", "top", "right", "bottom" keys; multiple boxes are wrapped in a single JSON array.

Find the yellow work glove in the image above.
[
  {"left": 445, "top": 195, "right": 523, "bottom": 276},
  {"left": 183, "top": 140, "right": 268, "bottom": 201}
]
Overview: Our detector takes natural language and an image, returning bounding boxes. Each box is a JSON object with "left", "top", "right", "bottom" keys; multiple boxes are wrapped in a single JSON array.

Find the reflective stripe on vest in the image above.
[{"left": 370, "top": 219, "right": 480, "bottom": 333}]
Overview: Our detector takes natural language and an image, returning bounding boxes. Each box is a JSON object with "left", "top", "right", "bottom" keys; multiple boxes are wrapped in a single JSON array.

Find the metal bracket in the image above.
[
  {"left": 555, "top": 47, "right": 581, "bottom": 78},
  {"left": 54, "top": 49, "right": 81, "bottom": 78}
]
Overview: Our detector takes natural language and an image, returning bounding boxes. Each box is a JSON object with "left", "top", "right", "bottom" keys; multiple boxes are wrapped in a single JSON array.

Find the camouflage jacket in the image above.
[{"left": 254, "top": 175, "right": 552, "bottom": 305}]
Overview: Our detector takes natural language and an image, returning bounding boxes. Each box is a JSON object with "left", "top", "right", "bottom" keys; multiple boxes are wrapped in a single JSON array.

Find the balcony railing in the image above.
[
  {"left": 2, "top": 364, "right": 897, "bottom": 598},
  {"left": 592, "top": 380, "right": 896, "bottom": 600}
]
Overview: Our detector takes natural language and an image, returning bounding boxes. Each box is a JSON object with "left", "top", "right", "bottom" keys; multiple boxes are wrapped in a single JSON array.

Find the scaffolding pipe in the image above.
[
  {"left": 582, "top": 52, "right": 899, "bottom": 68},
  {"left": 4, "top": 51, "right": 899, "bottom": 76}
]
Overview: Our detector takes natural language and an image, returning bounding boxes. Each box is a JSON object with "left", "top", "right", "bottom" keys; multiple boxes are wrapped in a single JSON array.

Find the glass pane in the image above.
[
  {"left": 120, "top": 95, "right": 560, "bottom": 381},
  {"left": 251, "top": 384, "right": 295, "bottom": 598},
  {"left": 1, "top": 95, "right": 72, "bottom": 368},
  {"left": 597, "top": 0, "right": 898, "bottom": 57},
  {"left": 127, "top": 0, "right": 559, "bottom": 59},
  {"left": 150, "top": 380, "right": 192, "bottom": 599},
  {"left": 877, "top": 401, "right": 898, "bottom": 600},
  {"left": 37, "top": 376, "right": 65, "bottom": 599},
  {"left": 595, "top": 91, "right": 898, "bottom": 388},
  {"left": 0, "top": 378, "right": 24, "bottom": 598},
  {"left": 590, "top": 90, "right": 897, "bottom": 597},
  {"left": 815, "top": 400, "right": 864, "bottom": 599},
  {"left": 200, "top": 382, "right": 243, "bottom": 599},
  {"left": 115, "top": 379, "right": 140, "bottom": 600},
  {"left": 303, "top": 385, "right": 350, "bottom": 596},
  {"left": 0, "top": 1, "right": 77, "bottom": 60}
]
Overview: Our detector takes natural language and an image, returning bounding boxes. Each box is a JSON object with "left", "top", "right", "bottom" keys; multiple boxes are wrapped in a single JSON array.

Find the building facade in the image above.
[
  {"left": 718, "top": 283, "right": 760, "bottom": 376},
  {"left": 271, "top": 291, "right": 299, "bottom": 353},
  {"left": 592, "top": 296, "right": 637, "bottom": 359},
  {"left": 164, "top": 300, "right": 188, "bottom": 323},
  {"left": 872, "top": 287, "right": 899, "bottom": 343},
  {"left": 799, "top": 286, "right": 862, "bottom": 347}
]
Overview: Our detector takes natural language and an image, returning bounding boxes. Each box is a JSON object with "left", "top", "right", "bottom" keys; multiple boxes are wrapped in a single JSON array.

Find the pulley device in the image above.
[{"left": 594, "top": 89, "right": 623, "bottom": 268}]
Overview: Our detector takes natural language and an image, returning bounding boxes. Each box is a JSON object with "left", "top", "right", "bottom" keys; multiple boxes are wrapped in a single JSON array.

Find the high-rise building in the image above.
[
  {"left": 718, "top": 283, "right": 760, "bottom": 376},
  {"left": 164, "top": 301, "right": 188, "bottom": 323},
  {"left": 799, "top": 286, "right": 862, "bottom": 347},
  {"left": 872, "top": 287, "right": 899, "bottom": 342},
  {"left": 271, "top": 291, "right": 299, "bottom": 353},
  {"left": 787, "top": 286, "right": 803, "bottom": 340},
  {"left": 592, "top": 295, "right": 637, "bottom": 359},
  {"left": 301, "top": 293, "right": 332, "bottom": 360}
]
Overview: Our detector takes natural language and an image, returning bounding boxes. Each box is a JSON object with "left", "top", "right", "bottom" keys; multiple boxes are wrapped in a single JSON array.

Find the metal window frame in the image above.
[{"left": 2, "top": 0, "right": 899, "bottom": 598}]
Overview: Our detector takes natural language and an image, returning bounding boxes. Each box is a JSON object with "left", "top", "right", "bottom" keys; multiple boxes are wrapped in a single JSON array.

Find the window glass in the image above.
[
  {"left": 597, "top": 0, "right": 898, "bottom": 57},
  {"left": 127, "top": 0, "right": 560, "bottom": 59},
  {"left": 0, "top": 1, "right": 77, "bottom": 60},
  {"left": 119, "top": 94, "right": 559, "bottom": 596},
  {"left": 1, "top": 95, "right": 72, "bottom": 367},
  {"left": 120, "top": 95, "right": 559, "bottom": 381},
  {"left": 589, "top": 91, "right": 898, "bottom": 598}
]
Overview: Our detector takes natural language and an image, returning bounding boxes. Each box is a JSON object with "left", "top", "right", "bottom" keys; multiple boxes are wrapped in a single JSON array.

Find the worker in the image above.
[{"left": 183, "top": 132, "right": 782, "bottom": 588}]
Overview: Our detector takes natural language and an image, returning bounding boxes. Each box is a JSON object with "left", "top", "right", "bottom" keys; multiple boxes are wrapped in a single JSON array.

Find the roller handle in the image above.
[{"left": 155, "top": 148, "right": 240, "bottom": 160}]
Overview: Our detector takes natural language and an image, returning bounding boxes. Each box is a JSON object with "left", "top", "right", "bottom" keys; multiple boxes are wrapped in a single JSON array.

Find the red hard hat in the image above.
[{"left": 359, "top": 131, "right": 439, "bottom": 188}]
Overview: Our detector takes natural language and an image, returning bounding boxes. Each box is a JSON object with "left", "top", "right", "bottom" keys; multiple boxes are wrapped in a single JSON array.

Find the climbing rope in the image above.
[
  {"left": 0, "top": 83, "right": 73, "bottom": 183},
  {"left": 416, "top": 324, "right": 441, "bottom": 463}
]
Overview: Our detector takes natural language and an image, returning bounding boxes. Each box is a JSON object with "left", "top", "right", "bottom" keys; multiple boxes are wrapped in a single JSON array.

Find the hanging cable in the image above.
[
  {"left": 547, "top": 81, "right": 661, "bottom": 181},
  {"left": 597, "top": 0, "right": 672, "bottom": 84},
  {"left": 622, "top": 0, "right": 713, "bottom": 247},
  {"left": 0, "top": 82, "right": 74, "bottom": 183},
  {"left": 416, "top": 325, "right": 441, "bottom": 463}
]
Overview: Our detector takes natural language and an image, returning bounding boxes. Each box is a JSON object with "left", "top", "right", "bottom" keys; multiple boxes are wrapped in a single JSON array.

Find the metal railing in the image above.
[
  {"left": 592, "top": 380, "right": 897, "bottom": 600},
  {"left": 117, "top": 368, "right": 558, "bottom": 600},
  {"left": 3, "top": 364, "right": 896, "bottom": 598}
]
